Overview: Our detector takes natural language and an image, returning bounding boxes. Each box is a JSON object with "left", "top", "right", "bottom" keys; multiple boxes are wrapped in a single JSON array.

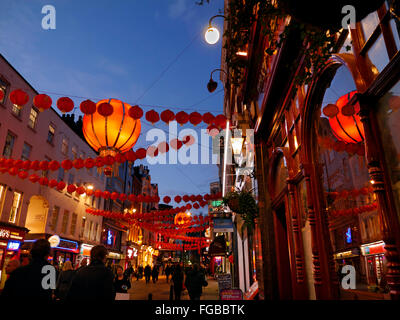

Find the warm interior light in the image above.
[
  {"left": 132, "top": 208, "right": 137, "bottom": 213},
  {"left": 236, "top": 51, "right": 248, "bottom": 56},
  {"left": 370, "top": 180, "right": 375, "bottom": 185},
  {"left": 87, "top": 185, "right": 94, "bottom": 190},
  {"left": 205, "top": 26, "right": 220, "bottom": 44},
  {"left": 231, "top": 137, "right": 244, "bottom": 155}
]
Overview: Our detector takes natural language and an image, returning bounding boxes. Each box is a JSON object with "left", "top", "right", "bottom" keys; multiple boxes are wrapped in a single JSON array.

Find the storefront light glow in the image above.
[{"left": 222, "top": 121, "right": 230, "bottom": 197}]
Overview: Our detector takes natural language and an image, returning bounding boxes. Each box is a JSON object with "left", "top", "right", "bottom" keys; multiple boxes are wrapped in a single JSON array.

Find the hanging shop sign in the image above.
[
  {"left": 80, "top": 243, "right": 93, "bottom": 256},
  {"left": 48, "top": 235, "right": 61, "bottom": 248},
  {"left": 54, "top": 238, "right": 79, "bottom": 253},
  {"left": 220, "top": 288, "right": 243, "bottom": 300},
  {"left": 334, "top": 248, "right": 360, "bottom": 259},
  {"left": 361, "top": 241, "right": 385, "bottom": 256},
  {"left": 0, "top": 227, "right": 24, "bottom": 241},
  {"left": 244, "top": 281, "right": 259, "bottom": 300},
  {"left": 213, "top": 218, "right": 234, "bottom": 233},
  {"left": 126, "top": 247, "right": 138, "bottom": 259}
]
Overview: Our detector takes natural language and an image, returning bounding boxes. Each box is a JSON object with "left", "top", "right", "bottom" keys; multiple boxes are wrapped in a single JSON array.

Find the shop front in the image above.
[
  {"left": 0, "top": 223, "right": 28, "bottom": 289},
  {"left": 77, "top": 243, "right": 94, "bottom": 266},
  {"left": 124, "top": 245, "right": 138, "bottom": 269},
  {"left": 361, "top": 241, "right": 386, "bottom": 289}
]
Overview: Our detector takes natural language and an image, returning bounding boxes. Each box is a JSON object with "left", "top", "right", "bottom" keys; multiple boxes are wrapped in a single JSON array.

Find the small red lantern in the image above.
[
  {"left": 183, "top": 135, "right": 195, "bottom": 146},
  {"left": 73, "top": 158, "right": 85, "bottom": 169},
  {"left": 111, "top": 192, "right": 119, "bottom": 200},
  {"left": 0, "top": 90, "right": 4, "bottom": 102},
  {"left": 49, "top": 160, "right": 60, "bottom": 171},
  {"left": 214, "top": 114, "right": 227, "bottom": 128},
  {"left": 163, "top": 196, "right": 171, "bottom": 204},
  {"left": 124, "top": 150, "right": 137, "bottom": 162},
  {"left": 85, "top": 158, "right": 95, "bottom": 169},
  {"left": 33, "top": 94, "right": 52, "bottom": 112},
  {"left": 136, "top": 148, "right": 147, "bottom": 159},
  {"left": 189, "top": 112, "right": 202, "bottom": 126},
  {"left": 80, "top": 100, "right": 96, "bottom": 115},
  {"left": 94, "top": 190, "right": 102, "bottom": 198},
  {"left": 76, "top": 186, "right": 86, "bottom": 195},
  {"left": 67, "top": 184, "right": 76, "bottom": 193},
  {"left": 97, "top": 102, "right": 113, "bottom": 117},
  {"left": 9, "top": 167, "right": 18, "bottom": 176},
  {"left": 145, "top": 109, "right": 160, "bottom": 125},
  {"left": 174, "top": 195, "right": 182, "bottom": 203},
  {"left": 61, "top": 159, "right": 73, "bottom": 170},
  {"left": 128, "top": 105, "right": 143, "bottom": 120},
  {"left": 183, "top": 195, "right": 189, "bottom": 202},
  {"left": 175, "top": 111, "right": 189, "bottom": 126},
  {"left": 49, "top": 179, "right": 58, "bottom": 188},
  {"left": 102, "top": 191, "right": 111, "bottom": 199},
  {"left": 193, "top": 203, "right": 200, "bottom": 209},
  {"left": 202, "top": 112, "right": 215, "bottom": 125},
  {"left": 119, "top": 193, "right": 127, "bottom": 201},
  {"left": 18, "top": 170, "right": 28, "bottom": 180},
  {"left": 57, "top": 181, "right": 66, "bottom": 191},
  {"left": 160, "top": 110, "right": 175, "bottom": 124},
  {"left": 57, "top": 97, "right": 74, "bottom": 113},
  {"left": 29, "top": 174, "right": 40, "bottom": 183},
  {"left": 39, "top": 161, "right": 49, "bottom": 171},
  {"left": 10, "top": 89, "right": 29, "bottom": 107},
  {"left": 86, "top": 189, "right": 94, "bottom": 196}
]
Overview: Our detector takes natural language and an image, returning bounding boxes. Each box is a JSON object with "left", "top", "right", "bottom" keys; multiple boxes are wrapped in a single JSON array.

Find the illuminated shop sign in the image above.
[
  {"left": 127, "top": 247, "right": 138, "bottom": 259},
  {"left": 48, "top": 235, "right": 60, "bottom": 248},
  {"left": 0, "top": 229, "right": 11, "bottom": 239},
  {"left": 361, "top": 241, "right": 386, "bottom": 256},
  {"left": 80, "top": 244, "right": 93, "bottom": 256},
  {"left": 7, "top": 240, "right": 21, "bottom": 251},
  {"left": 346, "top": 227, "right": 352, "bottom": 244},
  {"left": 107, "top": 230, "right": 113, "bottom": 246},
  {"left": 55, "top": 238, "right": 79, "bottom": 253}
]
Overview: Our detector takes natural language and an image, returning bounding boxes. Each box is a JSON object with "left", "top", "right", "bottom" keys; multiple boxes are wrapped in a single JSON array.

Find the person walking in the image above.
[
  {"left": 54, "top": 261, "right": 75, "bottom": 301},
  {"left": 144, "top": 265, "right": 152, "bottom": 284},
  {"left": 76, "top": 258, "right": 88, "bottom": 271},
  {"left": 152, "top": 265, "right": 159, "bottom": 283},
  {"left": 137, "top": 265, "right": 144, "bottom": 280},
  {"left": 184, "top": 263, "right": 208, "bottom": 301},
  {"left": 114, "top": 266, "right": 131, "bottom": 294},
  {"left": 165, "top": 264, "right": 171, "bottom": 283},
  {"left": 1, "top": 239, "right": 53, "bottom": 301},
  {"left": 172, "top": 264, "right": 184, "bottom": 300},
  {"left": 66, "top": 245, "right": 115, "bottom": 301},
  {"left": 124, "top": 263, "right": 134, "bottom": 283}
]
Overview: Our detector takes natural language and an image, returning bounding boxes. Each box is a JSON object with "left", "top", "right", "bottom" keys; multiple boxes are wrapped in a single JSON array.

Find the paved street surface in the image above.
[{"left": 128, "top": 275, "right": 220, "bottom": 300}]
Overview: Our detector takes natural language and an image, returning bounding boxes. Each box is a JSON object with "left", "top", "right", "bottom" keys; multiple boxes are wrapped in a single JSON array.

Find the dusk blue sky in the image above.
[{"left": 0, "top": 0, "right": 225, "bottom": 213}]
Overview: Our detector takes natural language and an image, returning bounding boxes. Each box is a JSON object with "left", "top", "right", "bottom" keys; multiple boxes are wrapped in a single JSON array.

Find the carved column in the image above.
[
  {"left": 287, "top": 180, "right": 307, "bottom": 299},
  {"left": 359, "top": 102, "right": 400, "bottom": 300}
]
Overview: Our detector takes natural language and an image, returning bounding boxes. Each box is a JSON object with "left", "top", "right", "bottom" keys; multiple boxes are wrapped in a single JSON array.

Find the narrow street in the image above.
[{"left": 128, "top": 275, "right": 220, "bottom": 300}]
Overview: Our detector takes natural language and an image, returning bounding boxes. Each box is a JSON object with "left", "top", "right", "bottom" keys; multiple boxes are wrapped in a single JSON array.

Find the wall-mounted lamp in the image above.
[
  {"left": 207, "top": 68, "right": 228, "bottom": 93},
  {"left": 204, "top": 15, "right": 225, "bottom": 44}
]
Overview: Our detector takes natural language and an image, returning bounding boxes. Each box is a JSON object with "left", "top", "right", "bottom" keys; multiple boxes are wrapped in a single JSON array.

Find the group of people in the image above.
[
  {"left": 165, "top": 263, "right": 208, "bottom": 301},
  {"left": 0, "top": 239, "right": 132, "bottom": 301}
]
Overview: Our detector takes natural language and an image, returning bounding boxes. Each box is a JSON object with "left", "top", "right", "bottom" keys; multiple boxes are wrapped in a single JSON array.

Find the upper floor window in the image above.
[
  {"left": 28, "top": 107, "right": 39, "bottom": 129},
  {"left": 11, "top": 103, "right": 22, "bottom": 117},
  {"left": 61, "top": 138, "right": 69, "bottom": 155},
  {"left": 0, "top": 78, "right": 8, "bottom": 105},
  {"left": 3, "top": 131, "right": 16, "bottom": 158},
  {"left": 49, "top": 206, "right": 60, "bottom": 231},
  {"left": 47, "top": 124, "right": 55, "bottom": 144},
  {"left": 70, "top": 213, "right": 78, "bottom": 236},
  {"left": 71, "top": 146, "right": 78, "bottom": 159},
  {"left": 9, "top": 191, "right": 22, "bottom": 224},
  {"left": 21, "top": 142, "right": 32, "bottom": 161}
]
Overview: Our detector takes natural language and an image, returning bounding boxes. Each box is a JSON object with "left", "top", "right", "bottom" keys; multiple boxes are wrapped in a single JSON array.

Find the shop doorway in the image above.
[{"left": 274, "top": 204, "right": 293, "bottom": 299}]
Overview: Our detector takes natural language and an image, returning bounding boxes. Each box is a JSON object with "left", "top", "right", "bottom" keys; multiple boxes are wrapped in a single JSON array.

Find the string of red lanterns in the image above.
[
  {"left": 325, "top": 186, "right": 374, "bottom": 200},
  {"left": 318, "top": 136, "right": 365, "bottom": 156},
  {"left": 329, "top": 202, "right": 378, "bottom": 218},
  {"left": 5, "top": 90, "right": 227, "bottom": 128}
]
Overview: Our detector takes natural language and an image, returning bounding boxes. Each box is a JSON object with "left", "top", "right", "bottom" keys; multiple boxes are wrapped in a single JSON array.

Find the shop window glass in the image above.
[
  {"left": 9, "top": 191, "right": 22, "bottom": 223},
  {"left": 361, "top": 11, "right": 379, "bottom": 41},
  {"left": 0, "top": 184, "right": 7, "bottom": 217},
  {"left": 368, "top": 34, "right": 390, "bottom": 73},
  {"left": 313, "top": 65, "right": 380, "bottom": 288},
  {"left": 11, "top": 103, "right": 22, "bottom": 117},
  {"left": 0, "top": 78, "right": 8, "bottom": 104},
  {"left": 28, "top": 107, "right": 39, "bottom": 129},
  {"left": 377, "top": 80, "right": 400, "bottom": 218},
  {"left": 47, "top": 124, "right": 55, "bottom": 144}
]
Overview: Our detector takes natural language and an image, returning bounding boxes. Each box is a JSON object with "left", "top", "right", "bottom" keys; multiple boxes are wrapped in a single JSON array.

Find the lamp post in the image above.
[
  {"left": 207, "top": 68, "right": 228, "bottom": 93},
  {"left": 204, "top": 15, "right": 226, "bottom": 44}
]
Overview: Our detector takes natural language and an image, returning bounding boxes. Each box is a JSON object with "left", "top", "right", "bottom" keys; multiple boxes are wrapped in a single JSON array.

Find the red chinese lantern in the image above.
[
  {"left": 102, "top": 191, "right": 111, "bottom": 199},
  {"left": 183, "top": 195, "right": 189, "bottom": 202},
  {"left": 61, "top": 159, "right": 73, "bottom": 170},
  {"left": 160, "top": 110, "right": 175, "bottom": 124},
  {"left": 214, "top": 114, "right": 227, "bottom": 128},
  {"left": 80, "top": 100, "right": 96, "bottom": 115},
  {"left": 73, "top": 158, "right": 85, "bottom": 169},
  {"left": 10, "top": 89, "right": 29, "bottom": 107},
  {"left": 97, "top": 102, "right": 114, "bottom": 117},
  {"left": 39, "top": 161, "right": 49, "bottom": 171},
  {"left": 202, "top": 112, "right": 215, "bottom": 125},
  {"left": 175, "top": 111, "right": 189, "bottom": 126},
  {"left": 124, "top": 150, "right": 136, "bottom": 162},
  {"left": 94, "top": 190, "right": 102, "bottom": 198},
  {"left": 114, "top": 153, "right": 126, "bottom": 164},
  {"left": 85, "top": 158, "right": 95, "bottom": 168},
  {"left": 18, "top": 170, "right": 28, "bottom": 180},
  {"left": 57, "top": 97, "right": 74, "bottom": 113},
  {"left": 67, "top": 184, "right": 76, "bottom": 193},
  {"left": 174, "top": 195, "right": 182, "bottom": 203},
  {"left": 0, "top": 90, "right": 4, "bottom": 102},
  {"left": 136, "top": 148, "right": 147, "bottom": 159},
  {"left": 29, "top": 174, "right": 40, "bottom": 183},
  {"left": 128, "top": 194, "right": 136, "bottom": 202},
  {"left": 9, "top": 167, "right": 18, "bottom": 176},
  {"left": 14, "top": 159, "right": 23, "bottom": 169},
  {"left": 57, "top": 181, "right": 66, "bottom": 191},
  {"left": 193, "top": 203, "right": 200, "bottom": 209},
  {"left": 33, "top": 94, "right": 52, "bottom": 112},
  {"left": 95, "top": 157, "right": 104, "bottom": 168},
  {"left": 76, "top": 186, "right": 86, "bottom": 195},
  {"left": 49, "top": 160, "right": 60, "bottom": 171},
  {"left": 145, "top": 109, "right": 160, "bottom": 125},
  {"left": 86, "top": 189, "right": 94, "bottom": 196},
  {"left": 189, "top": 112, "right": 202, "bottom": 126},
  {"left": 324, "top": 91, "right": 365, "bottom": 144},
  {"left": 128, "top": 105, "right": 143, "bottom": 120},
  {"left": 49, "top": 179, "right": 58, "bottom": 188},
  {"left": 111, "top": 192, "right": 119, "bottom": 200},
  {"left": 119, "top": 193, "right": 127, "bottom": 201},
  {"left": 163, "top": 196, "right": 171, "bottom": 204}
]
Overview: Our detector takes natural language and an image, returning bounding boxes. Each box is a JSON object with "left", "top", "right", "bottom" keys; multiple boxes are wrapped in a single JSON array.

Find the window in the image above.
[
  {"left": 89, "top": 221, "right": 93, "bottom": 240},
  {"left": 21, "top": 142, "right": 32, "bottom": 161},
  {"left": 0, "top": 184, "right": 7, "bottom": 217},
  {"left": 61, "top": 138, "right": 68, "bottom": 155},
  {"left": 93, "top": 223, "right": 98, "bottom": 241},
  {"left": 47, "top": 124, "right": 55, "bottom": 144},
  {"left": 67, "top": 173, "right": 75, "bottom": 186},
  {"left": 42, "top": 156, "right": 51, "bottom": 178},
  {"left": 0, "top": 78, "right": 8, "bottom": 104},
  {"left": 3, "top": 131, "right": 16, "bottom": 158},
  {"left": 58, "top": 167, "right": 65, "bottom": 182},
  {"left": 80, "top": 217, "right": 86, "bottom": 238},
  {"left": 96, "top": 224, "right": 101, "bottom": 242},
  {"left": 61, "top": 210, "right": 70, "bottom": 234},
  {"left": 50, "top": 206, "right": 60, "bottom": 231},
  {"left": 70, "top": 213, "right": 77, "bottom": 236},
  {"left": 9, "top": 191, "right": 22, "bottom": 223},
  {"left": 71, "top": 146, "right": 77, "bottom": 159},
  {"left": 11, "top": 103, "right": 22, "bottom": 117},
  {"left": 28, "top": 107, "right": 39, "bottom": 129}
]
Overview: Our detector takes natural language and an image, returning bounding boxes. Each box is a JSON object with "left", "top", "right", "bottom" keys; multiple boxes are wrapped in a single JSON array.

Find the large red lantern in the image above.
[
  {"left": 323, "top": 91, "right": 365, "bottom": 144},
  {"left": 10, "top": 89, "right": 29, "bottom": 107},
  {"left": 57, "top": 97, "right": 74, "bottom": 113},
  {"left": 82, "top": 99, "right": 141, "bottom": 175},
  {"left": 33, "top": 94, "right": 52, "bottom": 112}
]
